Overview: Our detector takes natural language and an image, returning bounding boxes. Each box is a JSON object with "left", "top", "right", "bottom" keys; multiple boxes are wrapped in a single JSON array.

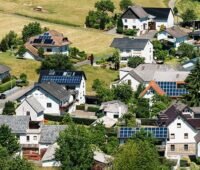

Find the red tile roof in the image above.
[{"left": 139, "top": 80, "right": 166, "bottom": 97}]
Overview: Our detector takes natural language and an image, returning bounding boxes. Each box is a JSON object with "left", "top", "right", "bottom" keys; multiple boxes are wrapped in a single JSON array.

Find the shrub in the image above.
[
  {"left": 123, "top": 29, "right": 137, "bottom": 36},
  {"left": 72, "top": 117, "right": 96, "bottom": 125},
  {"left": 180, "top": 159, "right": 190, "bottom": 167},
  {"left": 1, "top": 76, "right": 11, "bottom": 84},
  {"left": 76, "top": 104, "right": 85, "bottom": 110},
  {"left": 127, "top": 57, "right": 145, "bottom": 68},
  {"left": 87, "top": 106, "right": 99, "bottom": 112},
  {"left": 44, "top": 114, "right": 63, "bottom": 122},
  {"left": 3, "top": 101, "right": 15, "bottom": 115}
]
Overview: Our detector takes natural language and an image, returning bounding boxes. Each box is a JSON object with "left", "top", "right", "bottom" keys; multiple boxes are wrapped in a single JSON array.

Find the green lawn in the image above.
[
  {"left": 176, "top": 0, "right": 200, "bottom": 19},
  {"left": 0, "top": 52, "right": 40, "bottom": 84},
  {"left": 0, "top": 0, "right": 168, "bottom": 27},
  {"left": 77, "top": 65, "right": 118, "bottom": 95}
]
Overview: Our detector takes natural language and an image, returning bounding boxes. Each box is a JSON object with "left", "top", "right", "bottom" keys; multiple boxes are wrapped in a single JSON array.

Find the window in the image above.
[
  {"left": 177, "top": 123, "right": 181, "bottom": 128},
  {"left": 114, "top": 115, "right": 119, "bottom": 119},
  {"left": 33, "top": 136, "right": 37, "bottom": 140},
  {"left": 26, "top": 111, "right": 30, "bottom": 116},
  {"left": 124, "top": 19, "right": 127, "bottom": 23},
  {"left": 170, "top": 145, "right": 175, "bottom": 151},
  {"left": 184, "top": 133, "right": 188, "bottom": 139},
  {"left": 128, "top": 80, "right": 131, "bottom": 86},
  {"left": 46, "top": 48, "right": 52, "bottom": 52},
  {"left": 170, "top": 133, "right": 175, "bottom": 139},
  {"left": 47, "top": 103, "right": 52, "bottom": 108},
  {"left": 124, "top": 25, "right": 128, "bottom": 29},
  {"left": 133, "top": 26, "right": 136, "bottom": 29},
  {"left": 26, "top": 136, "right": 30, "bottom": 142},
  {"left": 184, "top": 144, "right": 188, "bottom": 151}
]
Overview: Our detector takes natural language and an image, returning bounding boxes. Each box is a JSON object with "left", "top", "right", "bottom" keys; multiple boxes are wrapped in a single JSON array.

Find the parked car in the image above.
[{"left": 0, "top": 94, "right": 6, "bottom": 99}]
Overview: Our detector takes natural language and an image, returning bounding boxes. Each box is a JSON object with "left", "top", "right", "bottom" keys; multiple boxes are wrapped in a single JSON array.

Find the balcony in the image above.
[
  {"left": 156, "top": 145, "right": 166, "bottom": 151},
  {"left": 22, "top": 144, "right": 39, "bottom": 149}
]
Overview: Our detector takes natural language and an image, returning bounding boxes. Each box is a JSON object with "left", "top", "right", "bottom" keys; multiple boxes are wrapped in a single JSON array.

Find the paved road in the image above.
[{"left": 0, "top": 85, "right": 33, "bottom": 109}]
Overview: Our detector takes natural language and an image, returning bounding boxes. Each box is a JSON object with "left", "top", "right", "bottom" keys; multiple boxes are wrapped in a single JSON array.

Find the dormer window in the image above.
[{"left": 177, "top": 123, "right": 181, "bottom": 128}]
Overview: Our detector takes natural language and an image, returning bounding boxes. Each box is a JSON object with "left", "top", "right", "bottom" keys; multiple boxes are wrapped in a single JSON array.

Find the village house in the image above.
[
  {"left": 182, "top": 57, "right": 200, "bottom": 71},
  {"left": 16, "top": 96, "right": 45, "bottom": 122},
  {"left": 115, "top": 64, "right": 189, "bottom": 98},
  {"left": 157, "top": 26, "right": 188, "bottom": 48},
  {"left": 158, "top": 102, "right": 200, "bottom": 158},
  {"left": 121, "top": 6, "right": 174, "bottom": 35},
  {"left": 99, "top": 100, "right": 128, "bottom": 120},
  {"left": 38, "top": 70, "right": 86, "bottom": 105},
  {"left": 18, "top": 82, "right": 76, "bottom": 116},
  {"left": 0, "top": 64, "right": 11, "bottom": 83},
  {"left": 23, "top": 30, "right": 71, "bottom": 60},
  {"left": 110, "top": 37, "right": 153, "bottom": 63}
]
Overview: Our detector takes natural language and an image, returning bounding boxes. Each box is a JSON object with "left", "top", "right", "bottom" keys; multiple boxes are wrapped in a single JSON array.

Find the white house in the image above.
[
  {"left": 38, "top": 70, "right": 86, "bottom": 105},
  {"left": 24, "top": 30, "right": 71, "bottom": 60},
  {"left": 121, "top": 6, "right": 174, "bottom": 34},
  {"left": 16, "top": 96, "right": 44, "bottom": 122},
  {"left": 158, "top": 102, "right": 200, "bottom": 158},
  {"left": 157, "top": 26, "right": 188, "bottom": 48},
  {"left": 115, "top": 64, "right": 189, "bottom": 98},
  {"left": 100, "top": 100, "right": 128, "bottom": 120},
  {"left": 110, "top": 37, "right": 153, "bottom": 63},
  {"left": 18, "top": 82, "right": 76, "bottom": 115}
]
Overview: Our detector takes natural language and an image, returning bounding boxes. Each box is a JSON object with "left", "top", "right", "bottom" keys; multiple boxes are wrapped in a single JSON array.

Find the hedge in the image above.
[
  {"left": 0, "top": 79, "right": 16, "bottom": 93},
  {"left": 44, "top": 114, "right": 96, "bottom": 125},
  {"left": 87, "top": 106, "right": 99, "bottom": 112},
  {"left": 76, "top": 104, "right": 85, "bottom": 110}
]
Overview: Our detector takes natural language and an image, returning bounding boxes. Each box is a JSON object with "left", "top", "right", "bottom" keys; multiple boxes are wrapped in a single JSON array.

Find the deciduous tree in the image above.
[
  {"left": 127, "top": 57, "right": 145, "bottom": 68},
  {"left": 181, "top": 9, "right": 197, "bottom": 22},
  {"left": 120, "top": 0, "right": 133, "bottom": 11}
]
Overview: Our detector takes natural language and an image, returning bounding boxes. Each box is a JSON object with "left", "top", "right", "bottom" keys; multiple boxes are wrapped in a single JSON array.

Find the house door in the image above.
[{"left": 148, "top": 22, "right": 156, "bottom": 30}]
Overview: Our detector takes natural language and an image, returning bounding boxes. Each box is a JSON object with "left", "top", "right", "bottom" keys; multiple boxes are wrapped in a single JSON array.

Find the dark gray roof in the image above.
[
  {"left": 191, "top": 107, "right": 200, "bottom": 114},
  {"left": 0, "top": 115, "right": 30, "bottom": 134},
  {"left": 35, "top": 82, "right": 72, "bottom": 103},
  {"left": 25, "top": 96, "right": 44, "bottom": 113},
  {"left": 129, "top": 70, "right": 144, "bottom": 83},
  {"left": 110, "top": 38, "right": 149, "bottom": 50},
  {"left": 0, "top": 65, "right": 10, "bottom": 74},
  {"left": 39, "top": 125, "right": 67, "bottom": 144},
  {"left": 143, "top": 8, "right": 172, "bottom": 20},
  {"left": 164, "top": 27, "right": 188, "bottom": 38}
]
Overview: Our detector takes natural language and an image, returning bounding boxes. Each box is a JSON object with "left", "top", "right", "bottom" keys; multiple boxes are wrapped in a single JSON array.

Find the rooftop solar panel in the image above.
[
  {"left": 33, "top": 39, "right": 42, "bottom": 44},
  {"left": 119, "top": 127, "right": 168, "bottom": 139},
  {"left": 44, "top": 39, "right": 53, "bottom": 44}
]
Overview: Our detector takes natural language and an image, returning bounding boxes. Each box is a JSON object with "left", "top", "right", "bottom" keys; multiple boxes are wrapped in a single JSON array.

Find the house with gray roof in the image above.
[
  {"left": 100, "top": 100, "right": 128, "bottom": 120},
  {"left": 110, "top": 37, "right": 153, "bottom": 63},
  {"left": 0, "top": 64, "right": 11, "bottom": 83},
  {"left": 115, "top": 64, "right": 190, "bottom": 98},
  {"left": 121, "top": 6, "right": 174, "bottom": 34},
  {"left": 16, "top": 96, "right": 45, "bottom": 122},
  {"left": 18, "top": 82, "right": 76, "bottom": 115},
  {"left": 157, "top": 26, "right": 188, "bottom": 48}
]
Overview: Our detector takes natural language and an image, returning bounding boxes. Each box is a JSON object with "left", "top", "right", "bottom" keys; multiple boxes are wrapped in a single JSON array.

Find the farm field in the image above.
[
  {"left": 0, "top": 0, "right": 168, "bottom": 26},
  {"left": 0, "top": 13, "right": 116, "bottom": 56}
]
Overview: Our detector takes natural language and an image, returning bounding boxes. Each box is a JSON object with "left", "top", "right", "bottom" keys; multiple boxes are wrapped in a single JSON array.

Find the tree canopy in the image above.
[
  {"left": 177, "top": 43, "right": 195, "bottom": 59},
  {"left": 3, "top": 101, "right": 15, "bottom": 115},
  {"left": 56, "top": 124, "right": 93, "bottom": 170},
  {"left": 120, "top": 0, "right": 133, "bottom": 11},
  {"left": 95, "top": 0, "right": 115, "bottom": 13},
  {"left": 0, "top": 124, "right": 19, "bottom": 155},
  {"left": 184, "top": 59, "right": 200, "bottom": 106},
  {"left": 127, "top": 57, "right": 145, "bottom": 68},
  {"left": 22, "top": 22, "right": 42, "bottom": 42},
  {"left": 41, "top": 54, "right": 74, "bottom": 70},
  {"left": 181, "top": 9, "right": 197, "bottom": 22}
]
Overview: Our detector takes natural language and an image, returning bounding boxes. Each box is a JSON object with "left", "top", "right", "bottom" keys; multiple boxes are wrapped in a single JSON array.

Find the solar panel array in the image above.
[
  {"left": 119, "top": 127, "right": 168, "bottom": 139},
  {"left": 33, "top": 33, "right": 53, "bottom": 44},
  {"left": 41, "top": 75, "right": 82, "bottom": 85},
  {"left": 157, "top": 82, "right": 188, "bottom": 97}
]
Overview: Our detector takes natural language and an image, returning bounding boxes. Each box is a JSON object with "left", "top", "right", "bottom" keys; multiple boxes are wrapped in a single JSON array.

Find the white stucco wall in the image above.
[
  {"left": 105, "top": 110, "right": 123, "bottom": 120},
  {"left": 119, "top": 74, "right": 140, "bottom": 91},
  {"left": 20, "top": 132, "right": 40, "bottom": 145},
  {"left": 20, "top": 89, "right": 61, "bottom": 115},
  {"left": 16, "top": 101, "right": 44, "bottom": 121},
  {"left": 42, "top": 160, "right": 61, "bottom": 167},
  {"left": 23, "top": 52, "right": 35, "bottom": 60},
  {"left": 119, "top": 70, "right": 130, "bottom": 79},
  {"left": 168, "top": 116, "right": 197, "bottom": 144},
  {"left": 75, "top": 78, "right": 86, "bottom": 105}
]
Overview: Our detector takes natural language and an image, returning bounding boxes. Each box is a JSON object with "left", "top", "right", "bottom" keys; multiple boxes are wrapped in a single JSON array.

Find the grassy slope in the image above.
[
  {"left": 176, "top": 0, "right": 200, "bottom": 19},
  {"left": 0, "top": 52, "right": 40, "bottom": 83},
  {"left": 0, "top": 0, "right": 167, "bottom": 26},
  {"left": 0, "top": 13, "right": 116, "bottom": 55},
  {"left": 77, "top": 65, "right": 118, "bottom": 95}
]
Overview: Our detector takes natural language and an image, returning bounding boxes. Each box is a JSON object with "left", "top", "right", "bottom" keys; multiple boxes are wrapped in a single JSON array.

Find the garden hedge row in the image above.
[{"left": 0, "top": 79, "right": 16, "bottom": 93}]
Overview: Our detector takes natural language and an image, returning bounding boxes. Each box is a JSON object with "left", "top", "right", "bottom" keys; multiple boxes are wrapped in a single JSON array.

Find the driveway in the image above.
[{"left": 0, "top": 85, "right": 33, "bottom": 109}]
